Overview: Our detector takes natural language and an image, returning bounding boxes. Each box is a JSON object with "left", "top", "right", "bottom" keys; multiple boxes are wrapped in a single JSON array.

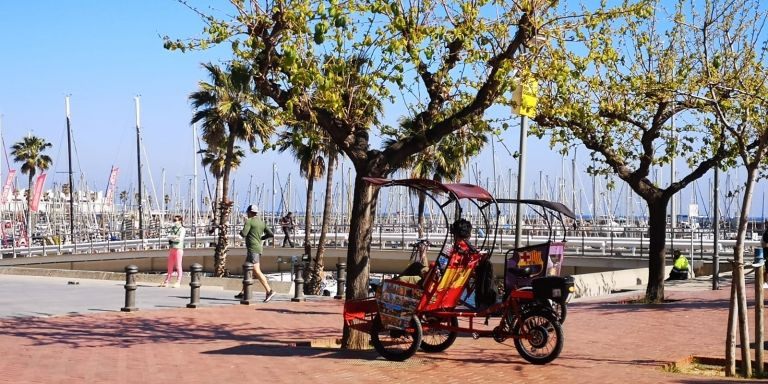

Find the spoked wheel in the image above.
[
  {"left": 512, "top": 311, "right": 564, "bottom": 365},
  {"left": 419, "top": 316, "right": 458, "bottom": 352},
  {"left": 370, "top": 314, "right": 422, "bottom": 361}
]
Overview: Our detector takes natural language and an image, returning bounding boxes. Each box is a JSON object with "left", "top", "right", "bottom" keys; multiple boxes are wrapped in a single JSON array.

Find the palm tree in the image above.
[
  {"left": 312, "top": 140, "right": 341, "bottom": 293},
  {"left": 277, "top": 124, "right": 326, "bottom": 291},
  {"left": 198, "top": 142, "right": 246, "bottom": 227},
  {"left": 190, "top": 61, "right": 274, "bottom": 277},
  {"left": 11, "top": 136, "right": 53, "bottom": 242},
  {"left": 383, "top": 115, "right": 488, "bottom": 237}
]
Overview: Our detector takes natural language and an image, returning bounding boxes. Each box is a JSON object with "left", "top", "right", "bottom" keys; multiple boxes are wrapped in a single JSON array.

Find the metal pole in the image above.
[
  {"left": 121, "top": 264, "right": 138, "bottom": 312},
  {"left": 713, "top": 166, "right": 720, "bottom": 290},
  {"left": 240, "top": 261, "right": 254, "bottom": 305},
  {"left": 134, "top": 97, "right": 144, "bottom": 240},
  {"left": 514, "top": 115, "right": 528, "bottom": 249},
  {"left": 756, "top": 263, "right": 765, "bottom": 375},
  {"left": 187, "top": 263, "right": 203, "bottom": 308},
  {"left": 65, "top": 97, "right": 75, "bottom": 245},
  {"left": 192, "top": 124, "right": 198, "bottom": 232},
  {"left": 272, "top": 163, "right": 276, "bottom": 247},
  {"left": 334, "top": 262, "right": 346, "bottom": 299}
]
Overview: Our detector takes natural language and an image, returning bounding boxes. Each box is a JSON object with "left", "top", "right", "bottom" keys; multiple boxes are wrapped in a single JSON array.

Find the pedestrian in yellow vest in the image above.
[{"left": 667, "top": 249, "right": 689, "bottom": 280}]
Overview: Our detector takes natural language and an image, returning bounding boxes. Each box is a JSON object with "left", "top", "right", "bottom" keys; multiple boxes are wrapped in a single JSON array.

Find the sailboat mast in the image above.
[
  {"left": 134, "top": 96, "right": 144, "bottom": 239},
  {"left": 65, "top": 97, "right": 75, "bottom": 244},
  {"left": 192, "top": 124, "right": 198, "bottom": 229}
]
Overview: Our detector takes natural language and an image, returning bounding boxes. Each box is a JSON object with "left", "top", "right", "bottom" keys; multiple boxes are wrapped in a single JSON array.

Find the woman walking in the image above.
[{"left": 160, "top": 215, "right": 186, "bottom": 288}]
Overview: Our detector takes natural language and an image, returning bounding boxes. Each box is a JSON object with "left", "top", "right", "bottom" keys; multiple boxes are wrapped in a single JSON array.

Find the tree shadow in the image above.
[
  {"left": 256, "top": 307, "right": 340, "bottom": 316},
  {"left": 571, "top": 297, "right": 733, "bottom": 314},
  {"left": 0, "top": 315, "right": 340, "bottom": 350}
]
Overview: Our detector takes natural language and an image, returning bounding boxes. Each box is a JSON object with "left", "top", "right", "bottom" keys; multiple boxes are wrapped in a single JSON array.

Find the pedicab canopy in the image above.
[
  {"left": 495, "top": 198, "right": 577, "bottom": 219},
  {"left": 363, "top": 177, "right": 494, "bottom": 201}
]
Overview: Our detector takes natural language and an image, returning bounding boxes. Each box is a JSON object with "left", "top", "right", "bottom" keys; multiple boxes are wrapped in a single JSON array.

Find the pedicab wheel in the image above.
[
  {"left": 370, "top": 314, "right": 422, "bottom": 361},
  {"left": 419, "top": 316, "right": 458, "bottom": 352},
  {"left": 512, "top": 311, "right": 563, "bottom": 365}
]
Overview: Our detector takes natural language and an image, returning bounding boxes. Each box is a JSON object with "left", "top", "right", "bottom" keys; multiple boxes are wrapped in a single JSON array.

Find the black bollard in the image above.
[
  {"left": 187, "top": 263, "right": 203, "bottom": 308},
  {"left": 334, "top": 262, "right": 346, "bottom": 300},
  {"left": 241, "top": 262, "right": 254, "bottom": 305},
  {"left": 121, "top": 265, "right": 139, "bottom": 312},
  {"left": 291, "top": 260, "right": 306, "bottom": 302}
]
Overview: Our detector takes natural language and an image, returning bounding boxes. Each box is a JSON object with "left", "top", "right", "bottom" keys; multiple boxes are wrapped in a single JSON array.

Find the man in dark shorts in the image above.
[{"left": 235, "top": 205, "right": 276, "bottom": 302}]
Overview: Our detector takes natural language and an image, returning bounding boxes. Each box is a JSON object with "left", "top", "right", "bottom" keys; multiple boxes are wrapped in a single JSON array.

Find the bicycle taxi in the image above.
[{"left": 343, "top": 178, "right": 572, "bottom": 364}]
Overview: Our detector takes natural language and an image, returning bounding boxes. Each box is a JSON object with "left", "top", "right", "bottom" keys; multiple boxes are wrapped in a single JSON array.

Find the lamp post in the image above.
[
  {"left": 514, "top": 114, "right": 529, "bottom": 250},
  {"left": 513, "top": 78, "right": 538, "bottom": 250}
]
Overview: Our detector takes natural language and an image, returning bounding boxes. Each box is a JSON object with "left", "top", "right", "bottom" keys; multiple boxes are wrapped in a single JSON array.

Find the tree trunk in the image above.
[
  {"left": 726, "top": 276, "right": 738, "bottom": 376},
  {"left": 731, "top": 165, "right": 758, "bottom": 377},
  {"left": 308, "top": 155, "right": 335, "bottom": 295},
  {"left": 213, "top": 176, "right": 223, "bottom": 224},
  {"left": 213, "top": 133, "right": 236, "bottom": 277},
  {"left": 302, "top": 169, "right": 315, "bottom": 292},
  {"left": 214, "top": 200, "right": 232, "bottom": 276},
  {"left": 416, "top": 191, "right": 426, "bottom": 238},
  {"left": 341, "top": 173, "right": 380, "bottom": 349},
  {"left": 645, "top": 197, "right": 670, "bottom": 302}
]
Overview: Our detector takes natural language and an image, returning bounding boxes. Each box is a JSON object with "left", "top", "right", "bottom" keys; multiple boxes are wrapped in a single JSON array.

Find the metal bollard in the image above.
[
  {"left": 334, "top": 262, "right": 346, "bottom": 300},
  {"left": 292, "top": 260, "right": 306, "bottom": 302},
  {"left": 241, "top": 262, "right": 254, "bottom": 305},
  {"left": 187, "top": 263, "right": 203, "bottom": 308},
  {"left": 121, "top": 265, "right": 139, "bottom": 312}
]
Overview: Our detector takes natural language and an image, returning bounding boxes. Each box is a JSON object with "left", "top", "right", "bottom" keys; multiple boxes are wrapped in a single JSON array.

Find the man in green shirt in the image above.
[{"left": 235, "top": 205, "right": 276, "bottom": 302}]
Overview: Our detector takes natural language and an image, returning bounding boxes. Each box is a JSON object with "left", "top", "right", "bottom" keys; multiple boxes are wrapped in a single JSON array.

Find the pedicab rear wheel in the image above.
[
  {"left": 419, "top": 316, "right": 458, "bottom": 352},
  {"left": 512, "top": 310, "right": 563, "bottom": 365},
  {"left": 370, "top": 314, "right": 422, "bottom": 361}
]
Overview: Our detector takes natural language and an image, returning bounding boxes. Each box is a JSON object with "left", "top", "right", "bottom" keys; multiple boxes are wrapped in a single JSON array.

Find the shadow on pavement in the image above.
[
  {"left": 0, "top": 314, "right": 340, "bottom": 349},
  {"left": 257, "top": 307, "right": 339, "bottom": 316},
  {"left": 202, "top": 343, "right": 380, "bottom": 360}
]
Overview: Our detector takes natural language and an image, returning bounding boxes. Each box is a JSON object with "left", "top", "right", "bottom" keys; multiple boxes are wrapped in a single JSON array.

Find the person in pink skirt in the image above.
[{"left": 160, "top": 215, "right": 186, "bottom": 288}]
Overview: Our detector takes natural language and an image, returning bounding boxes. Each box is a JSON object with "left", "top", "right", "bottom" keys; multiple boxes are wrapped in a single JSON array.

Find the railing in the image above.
[{"left": 0, "top": 225, "right": 757, "bottom": 261}]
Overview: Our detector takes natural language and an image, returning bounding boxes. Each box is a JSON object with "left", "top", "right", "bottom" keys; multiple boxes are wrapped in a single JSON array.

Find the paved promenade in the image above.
[{"left": 0, "top": 273, "right": 763, "bottom": 383}]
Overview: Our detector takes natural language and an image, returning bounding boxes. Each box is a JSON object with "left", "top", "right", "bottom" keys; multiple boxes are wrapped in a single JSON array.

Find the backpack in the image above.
[{"left": 475, "top": 258, "right": 497, "bottom": 309}]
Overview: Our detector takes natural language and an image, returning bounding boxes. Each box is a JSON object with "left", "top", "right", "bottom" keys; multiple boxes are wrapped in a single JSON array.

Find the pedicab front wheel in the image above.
[
  {"left": 512, "top": 311, "right": 563, "bottom": 365},
  {"left": 370, "top": 314, "right": 422, "bottom": 361}
]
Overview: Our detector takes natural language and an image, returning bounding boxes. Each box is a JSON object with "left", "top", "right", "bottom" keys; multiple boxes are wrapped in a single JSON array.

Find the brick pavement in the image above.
[{"left": 0, "top": 278, "right": 764, "bottom": 384}]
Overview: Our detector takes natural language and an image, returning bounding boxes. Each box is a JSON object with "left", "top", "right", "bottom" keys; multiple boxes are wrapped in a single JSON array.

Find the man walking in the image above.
[
  {"left": 235, "top": 205, "right": 276, "bottom": 302},
  {"left": 280, "top": 212, "right": 295, "bottom": 247}
]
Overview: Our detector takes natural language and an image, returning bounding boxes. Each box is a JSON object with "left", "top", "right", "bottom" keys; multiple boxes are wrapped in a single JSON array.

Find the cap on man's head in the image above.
[{"left": 246, "top": 204, "right": 259, "bottom": 214}]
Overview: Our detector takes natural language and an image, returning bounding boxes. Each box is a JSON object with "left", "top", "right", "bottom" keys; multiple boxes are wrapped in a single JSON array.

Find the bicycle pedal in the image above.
[{"left": 472, "top": 332, "right": 481, "bottom": 340}]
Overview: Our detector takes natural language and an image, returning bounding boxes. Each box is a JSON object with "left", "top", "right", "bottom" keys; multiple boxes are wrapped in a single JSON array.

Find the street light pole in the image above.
[{"left": 514, "top": 115, "right": 528, "bottom": 250}]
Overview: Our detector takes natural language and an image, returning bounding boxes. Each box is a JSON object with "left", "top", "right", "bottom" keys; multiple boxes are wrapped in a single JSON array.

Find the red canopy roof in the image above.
[{"left": 363, "top": 177, "right": 494, "bottom": 201}]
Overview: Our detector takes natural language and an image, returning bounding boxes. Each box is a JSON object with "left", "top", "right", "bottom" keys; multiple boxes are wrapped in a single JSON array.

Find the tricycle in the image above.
[{"left": 343, "top": 178, "right": 573, "bottom": 364}]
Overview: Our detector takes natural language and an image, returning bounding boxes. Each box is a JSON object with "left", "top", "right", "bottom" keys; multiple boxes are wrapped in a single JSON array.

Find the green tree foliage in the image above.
[
  {"left": 167, "top": 0, "right": 649, "bottom": 347},
  {"left": 531, "top": 0, "right": 759, "bottom": 303}
]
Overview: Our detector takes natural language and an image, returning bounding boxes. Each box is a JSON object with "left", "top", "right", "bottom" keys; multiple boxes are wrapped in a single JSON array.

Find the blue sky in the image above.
[{"left": 0, "top": 1, "right": 763, "bottom": 220}]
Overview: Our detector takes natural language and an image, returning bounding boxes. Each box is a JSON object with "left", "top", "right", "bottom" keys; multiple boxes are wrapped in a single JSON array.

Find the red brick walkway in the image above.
[{"left": 0, "top": 284, "right": 763, "bottom": 384}]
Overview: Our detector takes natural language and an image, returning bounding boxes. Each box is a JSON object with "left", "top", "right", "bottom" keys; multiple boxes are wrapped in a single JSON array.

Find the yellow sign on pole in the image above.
[{"left": 513, "top": 79, "right": 538, "bottom": 118}]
